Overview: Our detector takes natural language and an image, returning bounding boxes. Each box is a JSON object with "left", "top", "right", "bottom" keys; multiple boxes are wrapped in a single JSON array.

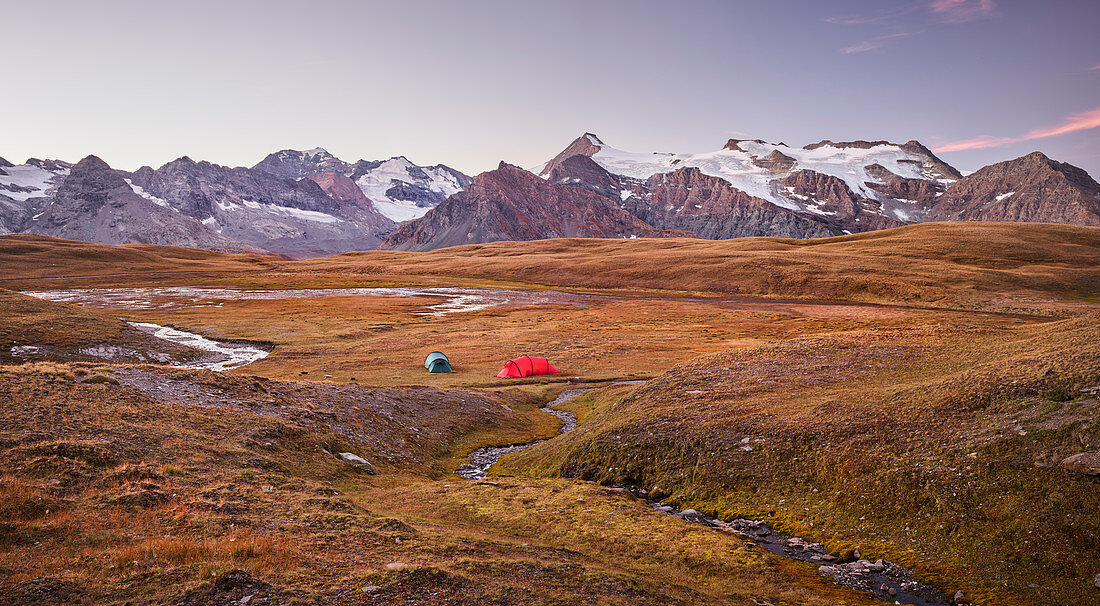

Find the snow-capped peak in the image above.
[
  {"left": 607, "top": 137, "right": 948, "bottom": 192},
  {"left": 353, "top": 156, "right": 470, "bottom": 223},
  {"left": 0, "top": 160, "right": 71, "bottom": 202}
]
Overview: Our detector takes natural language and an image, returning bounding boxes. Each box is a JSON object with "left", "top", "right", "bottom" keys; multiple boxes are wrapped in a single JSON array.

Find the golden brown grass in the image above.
[
  {"left": 2, "top": 224, "right": 1099, "bottom": 604},
  {"left": 109, "top": 285, "right": 1037, "bottom": 390},
  {"left": 0, "top": 289, "right": 203, "bottom": 365},
  {"left": 3, "top": 223, "right": 1099, "bottom": 315},
  {"left": 289, "top": 222, "right": 1100, "bottom": 314},
  {"left": 500, "top": 313, "right": 1100, "bottom": 605},
  {"left": 0, "top": 365, "right": 878, "bottom": 605},
  {"left": 0, "top": 234, "right": 277, "bottom": 283}
]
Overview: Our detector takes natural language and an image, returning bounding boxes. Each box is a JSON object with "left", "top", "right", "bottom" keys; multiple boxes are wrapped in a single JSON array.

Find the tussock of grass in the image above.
[{"left": 81, "top": 374, "right": 119, "bottom": 385}]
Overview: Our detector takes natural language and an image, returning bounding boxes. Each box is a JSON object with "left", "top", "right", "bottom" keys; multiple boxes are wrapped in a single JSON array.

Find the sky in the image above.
[{"left": 1, "top": 0, "right": 1097, "bottom": 177}]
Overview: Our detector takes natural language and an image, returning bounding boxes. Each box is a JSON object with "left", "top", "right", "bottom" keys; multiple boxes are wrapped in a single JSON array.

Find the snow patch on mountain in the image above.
[
  {"left": 125, "top": 179, "right": 171, "bottom": 208},
  {"left": 0, "top": 162, "right": 69, "bottom": 201},
  {"left": 354, "top": 157, "right": 467, "bottom": 222},
  {"left": 215, "top": 198, "right": 343, "bottom": 223},
  {"left": 552, "top": 135, "right": 957, "bottom": 221}
]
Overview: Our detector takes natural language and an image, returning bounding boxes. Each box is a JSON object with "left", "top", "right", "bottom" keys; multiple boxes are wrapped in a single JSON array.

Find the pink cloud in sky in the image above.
[
  {"left": 825, "top": 14, "right": 890, "bottom": 26},
  {"left": 930, "top": 0, "right": 996, "bottom": 23},
  {"left": 841, "top": 32, "right": 915, "bottom": 54},
  {"left": 933, "top": 106, "right": 1100, "bottom": 153}
]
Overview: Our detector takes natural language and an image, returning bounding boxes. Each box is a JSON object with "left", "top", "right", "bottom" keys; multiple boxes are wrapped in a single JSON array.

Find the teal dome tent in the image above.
[{"left": 424, "top": 351, "right": 452, "bottom": 373}]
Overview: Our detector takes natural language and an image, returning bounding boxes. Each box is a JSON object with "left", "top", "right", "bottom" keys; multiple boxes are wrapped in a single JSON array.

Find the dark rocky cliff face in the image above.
[
  {"left": 32, "top": 156, "right": 240, "bottom": 250},
  {"left": 929, "top": 152, "right": 1100, "bottom": 226},
  {"left": 128, "top": 157, "right": 345, "bottom": 218},
  {"left": 382, "top": 163, "right": 685, "bottom": 251},
  {"left": 125, "top": 157, "right": 396, "bottom": 257},
  {"left": 251, "top": 148, "right": 352, "bottom": 180},
  {"left": 623, "top": 168, "right": 840, "bottom": 239}
]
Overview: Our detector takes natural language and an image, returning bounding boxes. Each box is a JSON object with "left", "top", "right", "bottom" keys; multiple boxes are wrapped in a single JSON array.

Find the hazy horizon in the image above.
[{"left": 2, "top": 0, "right": 1097, "bottom": 177}]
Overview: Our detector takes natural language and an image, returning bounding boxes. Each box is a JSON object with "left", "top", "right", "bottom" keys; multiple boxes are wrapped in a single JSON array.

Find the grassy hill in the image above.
[{"left": 499, "top": 313, "right": 1100, "bottom": 605}]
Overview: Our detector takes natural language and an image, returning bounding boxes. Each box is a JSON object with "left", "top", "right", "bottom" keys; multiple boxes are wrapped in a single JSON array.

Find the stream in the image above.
[
  {"left": 642, "top": 497, "right": 951, "bottom": 606},
  {"left": 458, "top": 385, "right": 952, "bottom": 606},
  {"left": 456, "top": 387, "right": 594, "bottom": 479},
  {"left": 128, "top": 321, "right": 270, "bottom": 371}
]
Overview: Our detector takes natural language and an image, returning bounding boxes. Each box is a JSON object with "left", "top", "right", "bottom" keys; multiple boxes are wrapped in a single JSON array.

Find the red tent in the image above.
[{"left": 496, "top": 355, "right": 560, "bottom": 378}]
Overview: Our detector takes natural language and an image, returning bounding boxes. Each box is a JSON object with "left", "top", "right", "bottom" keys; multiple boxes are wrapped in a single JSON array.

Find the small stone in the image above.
[
  {"left": 1063, "top": 452, "right": 1100, "bottom": 476},
  {"left": 385, "top": 562, "right": 406, "bottom": 570},
  {"left": 888, "top": 587, "right": 897, "bottom": 597},
  {"left": 362, "top": 585, "right": 381, "bottom": 593},
  {"left": 954, "top": 590, "right": 965, "bottom": 602},
  {"left": 1094, "top": 573, "right": 1100, "bottom": 589}
]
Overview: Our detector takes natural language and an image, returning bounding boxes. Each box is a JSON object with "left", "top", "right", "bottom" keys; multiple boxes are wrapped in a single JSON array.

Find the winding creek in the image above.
[
  {"left": 456, "top": 387, "right": 595, "bottom": 480},
  {"left": 460, "top": 385, "right": 951, "bottom": 606},
  {"left": 128, "top": 321, "right": 270, "bottom": 371}
]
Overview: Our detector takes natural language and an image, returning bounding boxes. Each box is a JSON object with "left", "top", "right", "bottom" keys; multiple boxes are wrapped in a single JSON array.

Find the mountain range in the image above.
[
  {"left": 384, "top": 134, "right": 1100, "bottom": 251},
  {"left": 3, "top": 134, "right": 1098, "bottom": 256},
  {"left": 0, "top": 149, "right": 471, "bottom": 257}
]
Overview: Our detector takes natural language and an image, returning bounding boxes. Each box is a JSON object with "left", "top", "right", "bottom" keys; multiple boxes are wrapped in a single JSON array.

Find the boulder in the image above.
[
  {"left": 1062, "top": 452, "right": 1100, "bottom": 476},
  {"left": 338, "top": 452, "right": 376, "bottom": 474}
]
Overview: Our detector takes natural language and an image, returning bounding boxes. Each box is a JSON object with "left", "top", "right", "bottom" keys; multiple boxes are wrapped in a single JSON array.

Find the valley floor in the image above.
[{"left": 1, "top": 224, "right": 1098, "bottom": 605}]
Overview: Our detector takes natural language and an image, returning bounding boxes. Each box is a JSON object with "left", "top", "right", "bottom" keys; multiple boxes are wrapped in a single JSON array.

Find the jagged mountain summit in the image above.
[
  {"left": 929, "top": 151, "right": 1100, "bottom": 226},
  {"left": 532, "top": 133, "right": 963, "bottom": 239},
  {"left": 516, "top": 132, "right": 1100, "bottom": 244},
  {"left": 382, "top": 163, "right": 685, "bottom": 251},
  {"left": 253, "top": 149, "right": 472, "bottom": 222},
  {"left": 126, "top": 156, "right": 395, "bottom": 257},
  {"left": 250, "top": 147, "right": 353, "bottom": 179},
  {"left": 0, "top": 157, "right": 72, "bottom": 233},
  {"left": 3, "top": 135, "right": 1098, "bottom": 255},
  {"left": 33, "top": 156, "right": 240, "bottom": 251},
  {"left": 0, "top": 147, "right": 474, "bottom": 257}
]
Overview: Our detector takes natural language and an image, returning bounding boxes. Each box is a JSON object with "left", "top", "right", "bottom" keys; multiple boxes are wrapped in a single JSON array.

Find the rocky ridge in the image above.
[
  {"left": 533, "top": 133, "right": 957, "bottom": 239},
  {"left": 254, "top": 150, "right": 472, "bottom": 222},
  {"left": 928, "top": 151, "right": 1100, "bottom": 225},
  {"left": 4, "top": 134, "right": 1098, "bottom": 254},
  {"left": 382, "top": 163, "right": 686, "bottom": 251},
  {"left": 521, "top": 133, "right": 1099, "bottom": 245},
  {"left": 1, "top": 147, "right": 473, "bottom": 257}
]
